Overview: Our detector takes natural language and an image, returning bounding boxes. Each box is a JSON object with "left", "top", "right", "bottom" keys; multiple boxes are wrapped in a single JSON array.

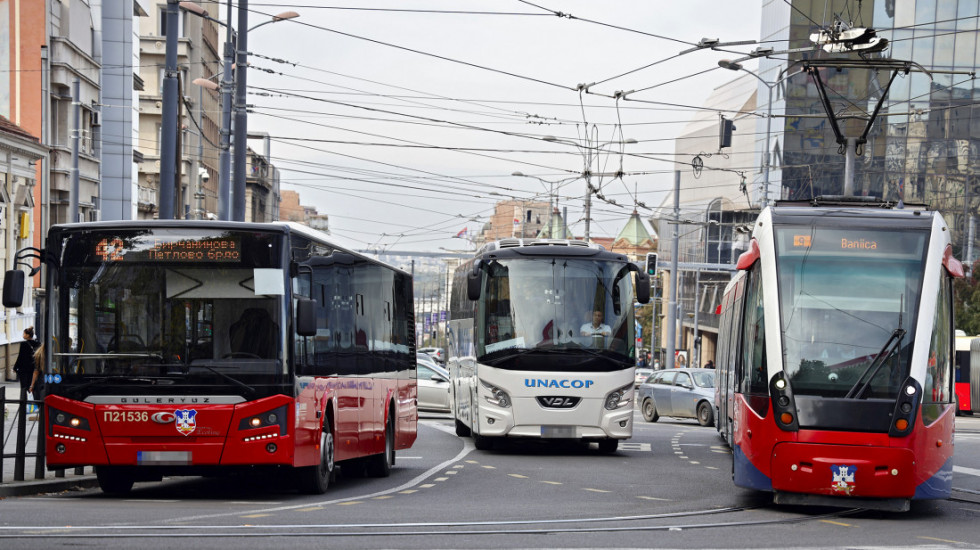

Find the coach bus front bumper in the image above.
[{"left": 477, "top": 396, "right": 632, "bottom": 439}]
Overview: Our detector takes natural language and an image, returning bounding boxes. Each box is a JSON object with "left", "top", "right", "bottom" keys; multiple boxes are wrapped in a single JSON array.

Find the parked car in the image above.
[
  {"left": 417, "top": 355, "right": 451, "bottom": 412},
  {"left": 419, "top": 347, "right": 445, "bottom": 364},
  {"left": 637, "top": 368, "right": 715, "bottom": 427},
  {"left": 634, "top": 368, "right": 654, "bottom": 387}
]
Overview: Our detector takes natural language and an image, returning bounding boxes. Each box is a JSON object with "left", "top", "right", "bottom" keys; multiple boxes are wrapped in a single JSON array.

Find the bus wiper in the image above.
[
  {"left": 843, "top": 328, "right": 906, "bottom": 400},
  {"left": 189, "top": 363, "right": 258, "bottom": 397},
  {"left": 66, "top": 376, "right": 158, "bottom": 398}
]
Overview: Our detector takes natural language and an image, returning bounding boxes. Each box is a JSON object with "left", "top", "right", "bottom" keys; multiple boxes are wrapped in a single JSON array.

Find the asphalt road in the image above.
[{"left": 0, "top": 407, "right": 978, "bottom": 549}]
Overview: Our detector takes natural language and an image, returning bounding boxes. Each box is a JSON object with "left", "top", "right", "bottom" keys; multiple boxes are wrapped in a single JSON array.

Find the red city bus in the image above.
[
  {"left": 3, "top": 221, "right": 417, "bottom": 494},
  {"left": 955, "top": 331, "right": 975, "bottom": 414}
]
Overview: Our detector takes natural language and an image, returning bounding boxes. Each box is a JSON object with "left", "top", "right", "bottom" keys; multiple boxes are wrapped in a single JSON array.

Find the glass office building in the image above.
[{"left": 759, "top": 0, "right": 980, "bottom": 260}]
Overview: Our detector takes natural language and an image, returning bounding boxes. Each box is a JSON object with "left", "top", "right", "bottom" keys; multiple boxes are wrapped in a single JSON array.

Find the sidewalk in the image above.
[{"left": 1, "top": 379, "right": 98, "bottom": 497}]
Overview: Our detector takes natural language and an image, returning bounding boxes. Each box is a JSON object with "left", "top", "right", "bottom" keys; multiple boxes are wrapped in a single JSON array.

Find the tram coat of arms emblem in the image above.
[
  {"left": 174, "top": 409, "right": 197, "bottom": 436},
  {"left": 830, "top": 464, "right": 856, "bottom": 494}
]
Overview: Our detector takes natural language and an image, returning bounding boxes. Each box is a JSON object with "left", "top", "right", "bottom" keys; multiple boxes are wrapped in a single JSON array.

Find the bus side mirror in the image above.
[
  {"left": 296, "top": 298, "right": 316, "bottom": 336},
  {"left": 467, "top": 264, "right": 482, "bottom": 301},
  {"left": 636, "top": 269, "right": 650, "bottom": 304},
  {"left": 3, "top": 270, "right": 25, "bottom": 308}
]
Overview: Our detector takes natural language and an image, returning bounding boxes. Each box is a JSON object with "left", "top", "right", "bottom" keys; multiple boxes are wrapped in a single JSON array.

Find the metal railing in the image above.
[{"left": 1, "top": 386, "right": 45, "bottom": 482}]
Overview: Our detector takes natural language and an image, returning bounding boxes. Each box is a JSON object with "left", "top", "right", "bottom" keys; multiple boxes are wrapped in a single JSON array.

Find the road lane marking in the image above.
[
  {"left": 953, "top": 465, "right": 980, "bottom": 477},
  {"left": 418, "top": 484, "right": 435, "bottom": 488},
  {"left": 583, "top": 488, "right": 611, "bottom": 493},
  {"left": 295, "top": 507, "right": 323, "bottom": 512},
  {"left": 508, "top": 474, "right": 529, "bottom": 479},
  {"left": 435, "top": 477, "right": 449, "bottom": 481},
  {"left": 372, "top": 496, "right": 393, "bottom": 500},
  {"left": 399, "top": 490, "right": 417, "bottom": 494},
  {"left": 445, "top": 470, "right": 458, "bottom": 475},
  {"left": 481, "top": 465, "right": 496, "bottom": 469},
  {"left": 819, "top": 519, "right": 853, "bottom": 527},
  {"left": 240, "top": 514, "right": 271, "bottom": 518},
  {"left": 540, "top": 481, "right": 562, "bottom": 485},
  {"left": 336, "top": 501, "right": 362, "bottom": 506},
  {"left": 619, "top": 442, "right": 651, "bottom": 451},
  {"left": 919, "top": 536, "right": 967, "bottom": 544}
]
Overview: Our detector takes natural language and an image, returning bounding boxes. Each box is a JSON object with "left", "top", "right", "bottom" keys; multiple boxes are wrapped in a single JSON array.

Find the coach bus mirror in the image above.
[
  {"left": 636, "top": 269, "right": 650, "bottom": 304},
  {"left": 2, "top": 270, "right": 25, "bottom": 308},
  {"left": 467, "top": 264, "right": 482, "bottom": 301},
  {"left": 296, "top": 298, "right": 316, "bottom": 336}
]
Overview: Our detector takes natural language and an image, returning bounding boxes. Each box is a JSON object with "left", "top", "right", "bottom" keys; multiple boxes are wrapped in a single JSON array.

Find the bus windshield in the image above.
[
  {"left": 775, "top": 225, "right": 928, "bottom": 399},
  {"left": 48, "top": 228, "right": 286, "bottom": 397},
  {"left": 476, "top": 257, "right": 635, "bottom": 369}
]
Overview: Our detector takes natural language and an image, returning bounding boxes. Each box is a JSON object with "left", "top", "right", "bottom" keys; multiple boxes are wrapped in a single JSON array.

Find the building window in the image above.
[{"left": 159, "top": 9, "right": 187, "bottom": 37}]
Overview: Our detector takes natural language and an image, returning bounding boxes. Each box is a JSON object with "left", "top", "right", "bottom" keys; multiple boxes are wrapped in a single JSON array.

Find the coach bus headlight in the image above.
[
  {"left": 49, "top": 407, "right": 90, "bottom": 431},
  {"left": 604, "top": 383, "right": 634, "bottom": 411},
  {"left": 480, "top": 380, "right": 512, "bottom": 408}
]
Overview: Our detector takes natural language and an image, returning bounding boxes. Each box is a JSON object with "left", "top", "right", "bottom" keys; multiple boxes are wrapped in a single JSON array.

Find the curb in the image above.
[{"left": 0, "top": 476, "right": 100, "bottom": 498}]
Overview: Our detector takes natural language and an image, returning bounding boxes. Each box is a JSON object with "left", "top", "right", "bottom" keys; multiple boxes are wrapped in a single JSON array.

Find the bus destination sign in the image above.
[{"left": 95, "top": 236, "right": 241, "bottom": 262}]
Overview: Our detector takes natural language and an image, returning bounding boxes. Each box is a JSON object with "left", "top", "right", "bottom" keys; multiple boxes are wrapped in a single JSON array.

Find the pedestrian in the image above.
[
  {"left": 13, "top": 327, "right": 40, "bottom": 398},
  {"left": 29, "top": 343, "right": 45, "bottom": 398},
  {"left": 704, "top": 359, "right": 715, "bottom": 369}
]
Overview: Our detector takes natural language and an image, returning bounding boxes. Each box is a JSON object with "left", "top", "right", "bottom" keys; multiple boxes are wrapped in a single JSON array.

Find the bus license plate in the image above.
[
  {"left": 137, "top": 451, "right": 191, "bottom": 465},
  {"left": 541, "top": 426, "right": 577, "bottom": 438}
]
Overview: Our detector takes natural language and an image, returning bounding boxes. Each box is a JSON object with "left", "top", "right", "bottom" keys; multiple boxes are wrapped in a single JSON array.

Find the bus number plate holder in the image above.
[
  {"left": 541, "top": 426, "right": 577, "bottom": 438},
  {"left": 137, "top": 451, "right": 191, "bottom": 465}
]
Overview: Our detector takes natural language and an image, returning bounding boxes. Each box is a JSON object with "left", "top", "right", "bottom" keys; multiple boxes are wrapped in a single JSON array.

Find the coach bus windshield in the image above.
[
  {"left": 477, "top": 257, "right": 635, "bottom": 370},
  {"left": 47, "top": 228, "right": 286, "bottom": 397},
  {"left": 775, "top": 225, "right": 927, "bottom": 399}
]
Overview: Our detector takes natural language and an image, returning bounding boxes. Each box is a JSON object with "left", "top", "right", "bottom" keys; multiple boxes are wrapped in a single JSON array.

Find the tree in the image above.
[{"left": 954, "top": 260, "right": 980, "bottom": 335}]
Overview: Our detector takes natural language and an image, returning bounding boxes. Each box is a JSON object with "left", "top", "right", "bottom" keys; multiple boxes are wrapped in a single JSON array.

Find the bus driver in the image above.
[{"left": 580, "top": 310, "right": 612, "bottom": 348}]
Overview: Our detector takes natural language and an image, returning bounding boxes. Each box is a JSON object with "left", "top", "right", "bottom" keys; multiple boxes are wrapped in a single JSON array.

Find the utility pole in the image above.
[
  {"left": 665, "top": 171, "right": 681, "bottom": 370},
  {"left": 232, "top": 0, "right": 249, "bottom": 221},
  {"left": 69, "top": 79, "right": 80, "bottom": 223},
  {"left": 218, "top": 0, "right": 234, "bottom": 220},
  {"left": 158, "top": 0, "right": 180, "bottom": 220}
]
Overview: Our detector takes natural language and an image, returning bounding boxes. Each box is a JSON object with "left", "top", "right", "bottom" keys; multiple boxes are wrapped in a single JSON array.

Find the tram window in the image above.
[
  {"left": 740, "top": 268, "right": 768, "bottom": 395},
  {"left": 923, "top": 272, "right": 953, "bottom": 424}
]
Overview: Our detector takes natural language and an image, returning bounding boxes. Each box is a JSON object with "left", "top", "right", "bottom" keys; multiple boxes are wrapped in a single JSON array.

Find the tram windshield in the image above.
[
  {"left": 47, "top": 228, "right": 286, "bottom": 397},
  {"left": 476, "top": 257, "right": 635, "bottom": 371},
  {"left": 775, "top": 225, "right": 928, "bottom": 399}
]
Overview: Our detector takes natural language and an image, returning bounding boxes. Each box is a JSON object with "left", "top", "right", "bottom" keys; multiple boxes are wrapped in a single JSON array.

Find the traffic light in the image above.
[
  {"left": 645, "top": 252, "right": 658, "bottom": 276},
  {"left": 719, "top": 117, "right": 735, "bottom": 148}
]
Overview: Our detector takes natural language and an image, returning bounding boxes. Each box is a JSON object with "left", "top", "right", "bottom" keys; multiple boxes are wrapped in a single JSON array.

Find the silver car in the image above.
[
  {"left": 417, "top": 355, "right": 451, "bottom": 412},
  {"left": 637, "top": 368, "right": 715, "bottom": 427}
]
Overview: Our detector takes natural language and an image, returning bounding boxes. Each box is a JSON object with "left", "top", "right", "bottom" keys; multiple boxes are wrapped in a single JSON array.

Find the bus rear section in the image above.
[{"left": 448, "top": 239, "right": 649, "bottom": 452}]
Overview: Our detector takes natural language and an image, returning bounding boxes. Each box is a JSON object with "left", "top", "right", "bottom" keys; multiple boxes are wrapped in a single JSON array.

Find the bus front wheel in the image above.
[
  {"left": 597, "top": 439, "right": 618, "bottom": 453},
  {"left": 454, "top": 418, "right": 471, "bottom": 437},
  {"left": 302, "top": 425, "right": 335, "bottom": 494},
  {"left": 473, "top": 433, "right": 494, "bottom": 451},
  {"left": 96, "top": 466, "right": 135, "bottom": 495}
]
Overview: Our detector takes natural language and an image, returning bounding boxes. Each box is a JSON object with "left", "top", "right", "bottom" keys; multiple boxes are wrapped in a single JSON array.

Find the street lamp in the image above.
[
  {"left": 717, "top": 60, "right": 800, "bottom": 207},
  {"left": 541, "top": 136, "right": 636, "bottom": 241},
  {"left": 181, "top": 1, "right": 299, "bottom": 220}
]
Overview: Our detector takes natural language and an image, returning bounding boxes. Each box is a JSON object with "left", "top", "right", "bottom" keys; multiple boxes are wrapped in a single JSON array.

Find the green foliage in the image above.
[{"left": 954, "top": 261, "right": 980, "bottom": 335}]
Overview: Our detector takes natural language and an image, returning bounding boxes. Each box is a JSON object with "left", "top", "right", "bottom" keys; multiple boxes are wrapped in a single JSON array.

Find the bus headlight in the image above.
[
  {"left": 604, "top": 383, "right": 634, "bottom": 411},
  {"left": 480, "top": 380, "right": 511, "bottom": 408}
]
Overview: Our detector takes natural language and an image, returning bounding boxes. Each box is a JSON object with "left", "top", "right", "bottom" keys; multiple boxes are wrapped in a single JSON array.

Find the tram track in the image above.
[{"left": 0, "top": 504, "right": 864, "bottom": 539}]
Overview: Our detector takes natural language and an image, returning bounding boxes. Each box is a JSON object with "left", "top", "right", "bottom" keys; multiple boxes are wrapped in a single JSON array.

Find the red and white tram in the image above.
[{"left": 714, "top": 198, "right": 961, "bottom": 511}]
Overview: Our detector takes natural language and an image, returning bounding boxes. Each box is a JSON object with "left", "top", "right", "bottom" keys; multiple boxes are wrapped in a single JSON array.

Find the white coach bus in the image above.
[{"left": 447, "top": 239, "right": 650, "bottom": 452}]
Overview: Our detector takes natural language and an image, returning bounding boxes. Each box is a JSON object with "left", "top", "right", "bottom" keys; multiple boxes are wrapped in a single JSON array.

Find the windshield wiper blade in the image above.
[
  {"left": 844, "top": 328, "right": 906, "bottom": 399},
  {"left": 189, "top": 363, "right": 258, "bottom": 397},
  {"left": 67, "top": 376, "right": 158, "bottom": 397}
]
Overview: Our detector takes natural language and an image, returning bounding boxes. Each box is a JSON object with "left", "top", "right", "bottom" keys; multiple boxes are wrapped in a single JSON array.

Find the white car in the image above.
[
  {"left": 634, "top": 368, "right": 654, "bottom": 387},
  {"left": 417, "top": 355, "right": 451, "bottom": 412}
]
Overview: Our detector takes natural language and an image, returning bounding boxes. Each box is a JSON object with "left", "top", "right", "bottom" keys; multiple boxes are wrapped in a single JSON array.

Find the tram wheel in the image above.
[
  {"left": 641, "top": 399, "right": 659, "bottom": 422},
  {"left": 697, "top": 401, "right": 714, "bottom": 427}
]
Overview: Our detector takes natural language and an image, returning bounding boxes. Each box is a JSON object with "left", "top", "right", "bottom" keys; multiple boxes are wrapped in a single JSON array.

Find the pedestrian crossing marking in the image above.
[{"left": 619, "top": 442, "right": 651, "bottom": 452}]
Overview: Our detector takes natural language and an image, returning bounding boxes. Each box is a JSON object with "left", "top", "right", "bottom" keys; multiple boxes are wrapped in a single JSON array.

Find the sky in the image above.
[{"left": 241, "top": 1, "right": 763, "bottom": 253}]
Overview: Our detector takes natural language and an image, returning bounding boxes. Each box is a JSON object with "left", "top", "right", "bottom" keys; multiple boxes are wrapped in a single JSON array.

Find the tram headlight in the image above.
[
  {"left": 604, "top": 383, "right": 634, "bottom": 411},
  {"left": 480, "top": 380, "right": 512, "bottom": 408}
]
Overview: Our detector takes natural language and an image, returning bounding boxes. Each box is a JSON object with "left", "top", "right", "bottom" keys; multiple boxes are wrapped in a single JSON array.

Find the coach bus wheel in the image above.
[
  {"left": 454, "top": 418, "right": 471, "bottom": 437},
  {"left": 367, "top": 415, "right": 394, "bottom": 478},
  {"left": 96, "top": 466, "right": 135, "bottom": 495},
  {"left": 304, "top": 426, "right": 335, "bottom": 494},
  {"left": 641, "top": 399, "right": 659, "bottom": 422},
  {"left": 697, "top": 402, "right": 714, "bottom": 427},
  {"left": 598, "top": 439, "right": 619, "bottom": 453},
  {"left": 473, "top": 433, "right": 494, "bottom": 451}
]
